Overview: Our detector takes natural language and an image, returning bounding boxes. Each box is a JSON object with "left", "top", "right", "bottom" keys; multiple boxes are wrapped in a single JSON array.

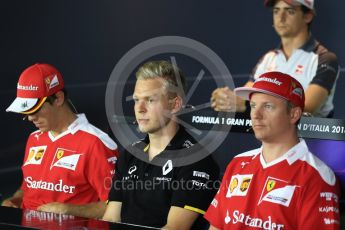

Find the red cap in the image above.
[
  {"left": 264, "top": 0, "right": 314, "bottom": 10},
  {"left": 234, "top": 71, "right": 305, "bottom": 110},
  {"left": 6, "top": 63, "right": 64, "bottom": 114}
]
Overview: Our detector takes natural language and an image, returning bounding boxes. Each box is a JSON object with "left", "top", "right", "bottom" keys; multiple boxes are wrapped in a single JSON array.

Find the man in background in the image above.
[{"left": 211, "top": 0, "right": 339, "bottom": 118}]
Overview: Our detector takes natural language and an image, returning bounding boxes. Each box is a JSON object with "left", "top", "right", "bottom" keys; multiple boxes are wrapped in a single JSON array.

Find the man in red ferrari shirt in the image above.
[
  {"left": 205, "top": 71, "right": 340, "bottom": 229},
  {"left": 2, "top": 63, "right": 118, "bottom": 219}
]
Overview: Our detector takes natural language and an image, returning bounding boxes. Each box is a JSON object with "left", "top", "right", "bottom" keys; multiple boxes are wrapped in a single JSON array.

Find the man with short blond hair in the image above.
[{"left": 103, "top": 60, "right": 219, "bottom": 229}]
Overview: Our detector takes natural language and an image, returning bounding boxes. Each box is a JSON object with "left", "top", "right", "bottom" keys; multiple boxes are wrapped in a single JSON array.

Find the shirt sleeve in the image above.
[
  {"left": 108, "top": 150, "right": 127, "bottom": 202},
  {"left": 310, "top": 51, "right": 339, "bottom": 94},
  {"left": 170, "top": 156, "right": 220, "bottom": 215},
  {"left": 297, "top": 172, "right": 341, "bottom": 229},
  {"left": 86, "top": 138, "right": 118, "bottom": 201},
  {"left": 204, "top": 163, "right": 232, "bottom": 229}
]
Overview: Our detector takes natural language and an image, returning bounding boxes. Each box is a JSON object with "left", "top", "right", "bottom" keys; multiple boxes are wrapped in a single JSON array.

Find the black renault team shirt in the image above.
[{"left": 108, "top": 126, "right": 220, "bottom": 228}]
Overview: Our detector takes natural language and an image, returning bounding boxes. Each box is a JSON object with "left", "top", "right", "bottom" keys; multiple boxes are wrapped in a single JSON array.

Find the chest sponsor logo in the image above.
[
  {"left": 258, "top": 176, "right": 296, "bottom": 207},
  {"left": 226, "top": 174, "right": 253, "bottom": 198},
  {"left": 324, "top": 218, "right": 340, "bottom": 225},
  {"left": 193, "top": 171, "right": 210, "bottom": 180},
  {"left": 162, "top": 160, "right": 173, "bottom": 175},
  {"left": 25, "top": 176, "right": 76, "bottom": 194},
  {"left": 320, "top": 192, "right": 338, "bottom": 203},
  {"left": 128, "top": 165, "right": 137, "bottom": 174},
  {"left": 295, "top": 64, "right": 304, "bottom": 74},
  {"left": 123, "top": 165, "right": 139, "bottom": 180},
  {"left": 266, "top": 179, "right": 276, "bottom": 192},
  {"left": 50, "top": 148, "right": 82, "bottom": 171},
  {"left": 319, "top": 206, "right": 339, "bottom": 214},
  {"left": 24, "top": 146, "right": 47, "bottom": 166},
  {"left": 224, "top": 210, "right": 231, "bottom": 224},
  {"left": 223, "top": 209, "right": 284, "bottom": 229},
  {"left": 182, "top": 140, "right": 194, "bottom": 148}
]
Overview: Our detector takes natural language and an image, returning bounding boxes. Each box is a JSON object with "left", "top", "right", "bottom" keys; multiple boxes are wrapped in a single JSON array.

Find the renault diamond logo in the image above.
[{"left": 162, "top": 160, "right": 173, "bottom": 175}]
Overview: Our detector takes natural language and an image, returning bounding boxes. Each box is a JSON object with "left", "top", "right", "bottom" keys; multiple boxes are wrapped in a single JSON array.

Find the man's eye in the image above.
[
  {"left": 250, "top": 103, "right": 256, "bottom": 109},
  {"left": 287, "top": 9, "right": 295, "bottom": 15},
  {"left": 264, "top": 104, "right": 274, "bottom": 110}
]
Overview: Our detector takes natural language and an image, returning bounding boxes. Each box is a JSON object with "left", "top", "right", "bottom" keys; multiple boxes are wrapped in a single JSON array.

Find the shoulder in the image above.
[
  {"left": 178, "top": 127, "right": 197, "bottom": 147},
  {"left": 27, "top": 130, "right": 47, "bottom": 142},
  {"left": 222, "top": 148, "right": 261, "bottom": 172},
  {"left": 234, "top": 148, "right": 261, "bottom": 159},
  {"left": 77, "top": 121, "right": 117, "bottom": 150},
  {"left": 299, "top": 151, "right": 337, "bottom": 186},
  {"left": 28, "top": 130, "right": 44, "bottom": 138},
  {"left": 314, "top": 43, "right": 338, "bottom": 65},
  {"left": 256, "top": 49, "right": 278, "bottom": 63}
]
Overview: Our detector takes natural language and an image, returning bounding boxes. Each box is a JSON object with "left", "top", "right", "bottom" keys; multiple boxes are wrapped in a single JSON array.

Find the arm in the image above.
[
  {"left": 1, "top": 189, "right": 23, "bottom": 208},
  {"left": 304, "top": 84, "right": 328, "bottom": 115},
  {"left": 163, "top": 206, "right": 199, "bottom": 230},
  {"left": 209, "top": 225, "right": 220, "bottom": 230},
  {"left": 306, "top": 50, "right": 339, "bottom": 116},
  {"left": 37, "top": 201, "right": 107, "bottom": 219},
  {"left": 167, "top": 155, "right": 220, "bottom": 229},
  {"left": 211, "top": 81, "right": 254, "bottom": 112},
  {"left": 102, "top": 201, "right": 122, "bottom": 222}
]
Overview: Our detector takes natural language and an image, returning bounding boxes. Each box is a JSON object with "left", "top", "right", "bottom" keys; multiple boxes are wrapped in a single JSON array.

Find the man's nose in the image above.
[
  {"left": 27, "top": 114, "right": 37, "bottom": 121},
  {"left": 136, "top": 101, "right": 147, "bottom": 113},
  {"left": 278, "top": 11, "right": 287, "bottom": 22},
  {"left": 251, "top": 107, "right": 263, "bottom": 120}
]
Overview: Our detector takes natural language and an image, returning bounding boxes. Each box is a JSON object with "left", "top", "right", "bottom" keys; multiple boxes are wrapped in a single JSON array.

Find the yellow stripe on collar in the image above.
[{"left": 143, "top": 144, "right": 150, "bottom": 152}]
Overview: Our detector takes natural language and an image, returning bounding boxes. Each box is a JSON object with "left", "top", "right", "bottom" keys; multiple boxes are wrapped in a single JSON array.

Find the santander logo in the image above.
[
  {"left": 17, "top": 83, "right": 39, "bottom": 91},
  {"left": 25, "top": 176, "right": 76, "bottom": 194}
]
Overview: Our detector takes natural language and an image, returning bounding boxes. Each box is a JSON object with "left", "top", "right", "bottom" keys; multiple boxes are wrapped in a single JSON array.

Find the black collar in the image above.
[{"left": 276, "top": 34, "right": 318, "bottom": 52}]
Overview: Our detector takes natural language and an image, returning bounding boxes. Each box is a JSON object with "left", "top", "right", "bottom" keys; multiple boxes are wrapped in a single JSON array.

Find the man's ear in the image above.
[
  {"left": 290, "top": 106, "right": 302, "bottom": 125},
  {"left": 304, "top": 11, "right": 314, "bottom": 24},
  {"left": 170, "top": 96, "right": 183, "bottom": 114},
  {"left": 54, "top": 91, "right": 65, "bottom": 107}
]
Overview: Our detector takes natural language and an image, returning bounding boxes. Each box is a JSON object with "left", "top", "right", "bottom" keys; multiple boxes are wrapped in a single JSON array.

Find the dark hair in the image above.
[
  {"left": 46, "top": 88, "right": 67, "bottom": 104},
  {"left": 46, "top": 88, "right": 77, "bottom": 113}
]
